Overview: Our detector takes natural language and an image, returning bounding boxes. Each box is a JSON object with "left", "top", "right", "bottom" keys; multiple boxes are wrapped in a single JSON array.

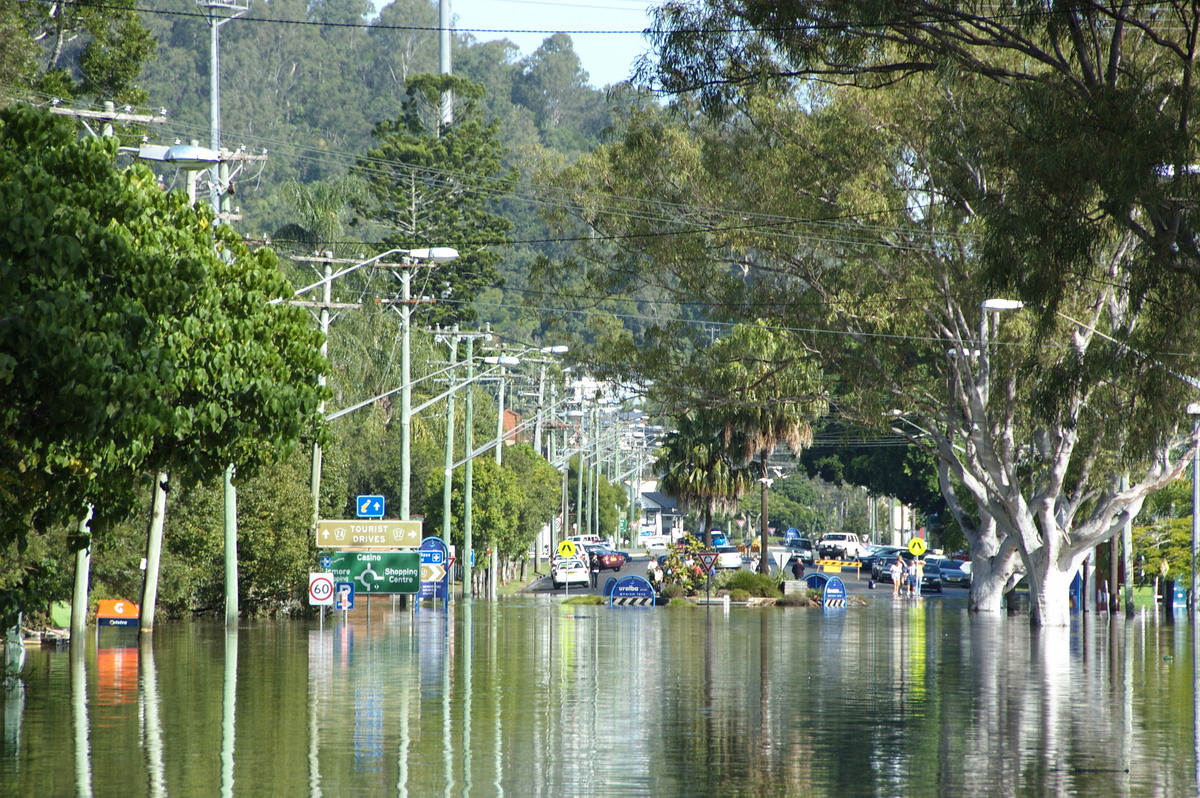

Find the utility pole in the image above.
[{"left": 463, "top": 336, "right": 476, "bottom": 599}]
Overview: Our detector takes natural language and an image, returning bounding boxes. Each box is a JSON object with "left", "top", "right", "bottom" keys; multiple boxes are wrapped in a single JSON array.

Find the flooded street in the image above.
[{"left": 3, "top": 596, "right": 1196, "bottom": 797}]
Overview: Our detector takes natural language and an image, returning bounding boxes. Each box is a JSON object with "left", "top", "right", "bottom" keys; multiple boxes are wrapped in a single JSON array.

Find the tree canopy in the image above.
[{"left": 0, "top": 105, "right": 326, "bottom": 553}]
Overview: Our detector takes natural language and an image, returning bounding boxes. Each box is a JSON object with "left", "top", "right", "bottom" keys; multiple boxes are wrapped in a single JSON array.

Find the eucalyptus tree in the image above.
[{"left": 544, "top": 60, "right": 1198, "bottom": 623}]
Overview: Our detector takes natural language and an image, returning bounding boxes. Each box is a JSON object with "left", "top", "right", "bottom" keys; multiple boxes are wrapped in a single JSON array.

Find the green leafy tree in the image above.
[
  {"left": 0, "top": 0, "right": 154, "bottom": 103},
  {"left": 0, "top": 107, "right": 326, "bottom": 625},
  {"left": 423, "top": 455, "right": 519, "bottom": 561},
  {"left": 497, "top": 442, "right": 560, "bottom": 562}
]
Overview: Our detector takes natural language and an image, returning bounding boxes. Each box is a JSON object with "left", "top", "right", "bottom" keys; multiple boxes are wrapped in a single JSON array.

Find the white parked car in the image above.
[
  {"left": 551, "top": 558, "right": 589, "bottom": 589},
  {"left": 715, "top": 545, "right": 743, "bottom": 570}
]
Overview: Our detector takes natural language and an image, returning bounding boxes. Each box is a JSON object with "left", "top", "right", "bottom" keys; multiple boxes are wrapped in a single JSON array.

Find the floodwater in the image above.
[{"left": 2, "top": 595, "right": 1196, "bottom": 797}]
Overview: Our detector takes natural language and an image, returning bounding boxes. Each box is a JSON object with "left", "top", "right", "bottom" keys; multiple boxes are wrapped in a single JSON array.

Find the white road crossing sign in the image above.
[{"left": 309, "top": 573, "right": 335, "bottom": 606}]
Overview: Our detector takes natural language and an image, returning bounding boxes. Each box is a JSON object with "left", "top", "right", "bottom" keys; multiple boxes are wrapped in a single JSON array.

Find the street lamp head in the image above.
[
  {"left": 982, "top": 298, "right": 1024, "bottom": 311},
  {"left": 541, "top": 345, "right": 569, "bottom": 354},
  {"left": 405, "top": 247, "right": 459, "bottom": 263},
  {"left": 163, "top": 144, "right": 222, "bottom": 167},
  {"left": 483, "top": 355, "right": 520, "bottom": 366}
]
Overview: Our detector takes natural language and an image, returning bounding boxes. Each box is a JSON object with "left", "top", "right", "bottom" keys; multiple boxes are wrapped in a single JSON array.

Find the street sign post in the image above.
[
  {"left": 328, "top": 551, "right": 420, "bottom": 594},
  {"left": 309, "top": 573, "right": 335, "bottom": 606},
  {"left": 698, "top": 551, "right": 719, "bottom": 572},
  {"left": 335, "top": 581, "right": 355, "bottom": 611},
  {"left": 419, "top": 537, "right": 450, "bottom": 601},
  {"left": 356, "top": 495, "right": 385, "bottom": 518},
  {"left": 315, "top": 519, "right": 422, "bottom": 548}
]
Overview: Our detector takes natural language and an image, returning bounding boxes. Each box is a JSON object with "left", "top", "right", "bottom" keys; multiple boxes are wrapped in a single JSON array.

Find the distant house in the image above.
[{"left": 638, "top": 488, "right": 684, "bottom": 542}]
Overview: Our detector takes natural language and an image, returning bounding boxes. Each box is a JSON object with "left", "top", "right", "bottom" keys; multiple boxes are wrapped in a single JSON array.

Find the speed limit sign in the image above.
[{"left": 309, "top": 573, "right": 335, "bottom": 606}]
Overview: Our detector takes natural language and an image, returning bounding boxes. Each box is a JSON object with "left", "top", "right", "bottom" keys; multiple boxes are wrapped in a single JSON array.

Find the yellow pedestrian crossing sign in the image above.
[
  {"left": 907, "top": 538, "right": 928, "bottom": 557},
  {"left": 557, "top": 540, "right": 577, "bottom": 559}
]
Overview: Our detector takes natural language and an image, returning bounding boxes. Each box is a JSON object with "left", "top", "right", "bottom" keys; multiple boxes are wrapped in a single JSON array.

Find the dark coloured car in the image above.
[
  {"left": 872, "top": 551, "right": 908, "bottom": 582},
  {"left": 863, "top": 546, "right": 903, "bottom": 578},
  {"left": 786, "top": 537, "right": 815, "bottom": 564},
  {"left": 918, "top": 558, "right": 943, "bottom": 593},
  {"left": 591, "top": 548, "right": 628, "bottom": 572},
  {"left": 939, "top": 558, "right": 971, "bottom": 587}
]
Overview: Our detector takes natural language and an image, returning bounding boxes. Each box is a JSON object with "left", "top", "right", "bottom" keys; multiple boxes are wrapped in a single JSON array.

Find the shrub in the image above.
[
  {"left": 661, "top": 583, "right": 687, "bottom": 600},
  {"left": 776, "top": 591, "right": 812, "bottom": 607},
  {"left": 563, "top": 594, "right": 604, "bottom": 605},
  {"left": 722, "top": 569, "right": 782, "bottom": 598},
  {"left": 729, "top": 589, "right": 751, "bottom": 603}
]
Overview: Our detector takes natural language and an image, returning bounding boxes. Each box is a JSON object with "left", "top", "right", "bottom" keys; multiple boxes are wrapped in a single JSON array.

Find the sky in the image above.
[{"left": 389, "top": 0, "right": 660, "bottom": 88}]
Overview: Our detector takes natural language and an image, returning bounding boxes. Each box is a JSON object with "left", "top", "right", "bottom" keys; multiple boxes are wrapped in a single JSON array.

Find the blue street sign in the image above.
[
  {"left": 823, "top": 575, "right": 847, "bottom": 609},
  {"left": 335, "top": 581, "right": 356, "bottom": 611},
  {"left": 320, "top": 555, "right": 332, "bottom": 570},
  {"left": 608, "top": 575, "right": 657, "bottom": 607},
  {"left": 356, "top": 494, "right": 385, "bottom": 518},
  {"left": 419, "top": 536, "right": 450, "bottom": 601}
]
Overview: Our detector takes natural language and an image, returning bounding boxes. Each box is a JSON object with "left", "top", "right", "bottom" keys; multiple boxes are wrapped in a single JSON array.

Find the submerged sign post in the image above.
[
  {"left": 327, "top": 551, "right": 421, "bottom": 595},
  {"left": 418, "top": 536, "right": 450, "bottom": 602},
  {"left": 315, "top": 519, "right": 421, "bottom": 548}
]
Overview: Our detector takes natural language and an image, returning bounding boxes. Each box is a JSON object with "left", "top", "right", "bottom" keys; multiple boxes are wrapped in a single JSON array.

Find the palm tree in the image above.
[
  {"left": 707, "top": 325, "right": 827, "bottom": 574},
  {"left": 655, "top": 412, "right": 755, "bottom": 547}
]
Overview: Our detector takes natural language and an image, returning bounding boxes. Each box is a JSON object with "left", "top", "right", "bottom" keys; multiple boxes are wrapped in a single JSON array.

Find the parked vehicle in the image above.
[
  {"left": 919, "top": 558, "right": 943, "bottom": 593},
  {"left": 714, "top": 544, "right": 743, "bottom": 570},
  {"left": 816, "top": 533, "right": 868, "bottom": 561},
  {"left": 939, "top": 558, "right": 971, "bottom": 587},
  {"left": 591, "top": 548, "right": 628, "bottom": 572},
  {"left": 785, "top": 537, "right": 816, "bottom": 564},
  {"left": 862, "top": 545, "right": 903, "bottom": 577},
  {"left": 551, "top": 558, "right": 589, "bottom": 589}
]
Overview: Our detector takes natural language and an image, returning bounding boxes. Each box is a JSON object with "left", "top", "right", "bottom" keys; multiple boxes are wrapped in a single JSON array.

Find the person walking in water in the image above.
[{"left": 890, "top": 556, "right": 904, "bottom": 598}]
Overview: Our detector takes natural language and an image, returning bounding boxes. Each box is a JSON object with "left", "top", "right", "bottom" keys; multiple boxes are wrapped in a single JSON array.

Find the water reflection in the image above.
[
  {"left": 4, "top": 600, "right": 1199, "bottom": 796},
  {"left": 139, "top": 638, "right": 165, "bottom": 798}
]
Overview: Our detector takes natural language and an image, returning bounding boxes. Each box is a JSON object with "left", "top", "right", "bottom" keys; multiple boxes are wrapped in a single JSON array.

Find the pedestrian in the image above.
[
  {"left": 750, "top": 553, "right": 760, "bottom": 573},
  {"left": 790, "top": 556, "right": 805, "bottom": 581},
  {"left": 889, "top": 556, "right": 904, "bottom": 597},
  {"left": 912, "top": 557, "right": 925, "bottom": 598}
]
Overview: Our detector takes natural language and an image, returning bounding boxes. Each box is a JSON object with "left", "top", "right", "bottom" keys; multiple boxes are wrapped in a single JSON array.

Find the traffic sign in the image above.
[
  {"left": 315, "top": 519, "right": 422, "bottom": 548},
  {"left": 328, "top": 551, "right": 421, "bottom": 594},
  {"left": 419, "top": 536, "right": 450, "bottom": 600},
  {"left": 556, "top": 540, "right": 577, "bottom": 559},
  {"left": 320, "top": 555, "right": 332, "bottom": 569},
  {"left": 823, "top": 575, "right": 848, "bottom": 609},
  {"left": 335, "top": 581, "right": 355, "bottom": 610},
  {"left": 309, "top": 573, "right": 335, "bottom": 606},
  {"left": 699, "top": 551, "right": 719, "bottom": 572},
  {"left": 356, "top": 495, "right": 385, "bottom": 518},
  {"left": 907, "top": 538, "right": 928, "bottom": 557}
]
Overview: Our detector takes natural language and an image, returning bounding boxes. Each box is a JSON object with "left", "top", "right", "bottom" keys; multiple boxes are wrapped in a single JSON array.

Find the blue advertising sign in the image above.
[
  {"left": 823, "top": 575, "right": 847, "bottom": 609},
  {"left": 356, "top": 494, "right": 385, "bottom": 518},
  {"left": 602, "top": 577, "right": 618, "bottom": 596},
  {"left": 608, "top": 575, "right": 656, "bottom": 607},
  {"left": 418, "top": 536, "right": 450, "bottom": 600}
]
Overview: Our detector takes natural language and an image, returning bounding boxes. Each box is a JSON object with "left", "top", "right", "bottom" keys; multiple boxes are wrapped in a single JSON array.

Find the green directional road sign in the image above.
[{"left": 329, "top": 551, "right": 421, "bottom": 595}]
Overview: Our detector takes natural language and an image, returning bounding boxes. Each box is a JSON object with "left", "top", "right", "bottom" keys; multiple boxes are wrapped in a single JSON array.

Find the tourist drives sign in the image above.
[
  {"left": 326, "top": 551, "right": 421, "bottom": 594},
  {"left": 315, "top": 519, "right": 422, "bottom": 548}
]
